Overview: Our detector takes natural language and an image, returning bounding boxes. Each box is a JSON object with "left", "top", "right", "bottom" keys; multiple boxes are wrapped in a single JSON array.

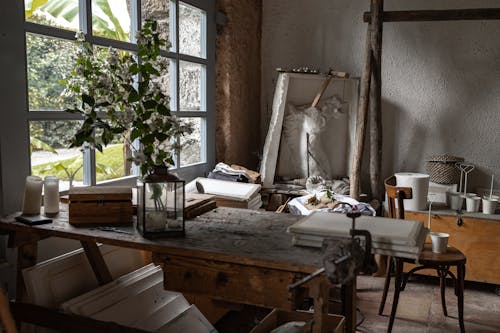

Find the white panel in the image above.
[
  {"left": 61, "top": 264, "right": 158, "bottom": 312},
  {"left": 22, "top": 245, "right": 144, "bottom": 308}
]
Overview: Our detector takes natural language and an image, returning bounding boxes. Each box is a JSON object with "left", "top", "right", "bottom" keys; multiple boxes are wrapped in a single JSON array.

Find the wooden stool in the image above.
[{"left": 380, "top": 176, "right": 466, "bottom": 333}]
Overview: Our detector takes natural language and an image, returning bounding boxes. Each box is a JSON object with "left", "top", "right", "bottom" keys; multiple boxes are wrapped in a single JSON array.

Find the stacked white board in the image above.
[
  {"left": 22, "top": 245, "right": 145, "bottom": 308},
  {"left": 61, "top": 264, "right": 216, "bottom": 332},
  {"left": 288, "top": 212, "right": 428, "bottom": 259}
]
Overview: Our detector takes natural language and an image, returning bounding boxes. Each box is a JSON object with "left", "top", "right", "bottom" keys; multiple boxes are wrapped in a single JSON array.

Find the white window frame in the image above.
[{"left": 0, "top": 0, "right": 215, "bottom": 212}]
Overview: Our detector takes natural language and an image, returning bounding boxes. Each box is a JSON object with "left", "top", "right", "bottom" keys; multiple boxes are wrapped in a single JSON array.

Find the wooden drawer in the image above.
[{"left": 153, "top": 254, "right": 307, "bottom": 310}]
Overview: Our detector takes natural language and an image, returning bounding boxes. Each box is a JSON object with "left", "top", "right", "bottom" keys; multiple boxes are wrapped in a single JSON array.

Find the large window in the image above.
[{"left": 25, "top": 0, "right": 214, "bottom": 190}]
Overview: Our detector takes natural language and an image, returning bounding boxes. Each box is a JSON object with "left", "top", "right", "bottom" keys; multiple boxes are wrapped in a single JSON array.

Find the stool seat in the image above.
[{"left": 417, "top": 244, "right": 466, "bottom": 265}]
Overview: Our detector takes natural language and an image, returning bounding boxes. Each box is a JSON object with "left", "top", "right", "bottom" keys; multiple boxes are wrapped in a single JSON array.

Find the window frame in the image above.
[{"left": 23, "top": 0, "right": 215, "bottom": 189}]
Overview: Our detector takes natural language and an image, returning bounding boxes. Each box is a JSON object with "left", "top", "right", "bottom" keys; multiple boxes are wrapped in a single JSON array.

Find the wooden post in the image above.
[
  {"left": 350, "top": 25, "right": 372, "bottom": 199},
  {"left": 363, "top": 8, "right": 500, "bottom": 23},
  {"left": 369, "top": 0, "right": 384, "bottom": 201}
]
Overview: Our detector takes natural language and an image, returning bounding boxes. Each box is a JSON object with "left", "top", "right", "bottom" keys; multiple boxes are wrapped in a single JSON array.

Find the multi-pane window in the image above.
[{"left": 25, "top": 0, "right": 213, "bottom": 190}]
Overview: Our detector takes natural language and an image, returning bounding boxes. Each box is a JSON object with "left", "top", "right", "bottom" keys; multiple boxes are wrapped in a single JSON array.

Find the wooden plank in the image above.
[
  {"left": 350, "top": 25, "right": 372, "bottom": 199},
  {"left": 0, "top": 207, "right": 322, "bottom": 274},
  {"left": 154, "top": 253, "right": 306, "bottom": 310},
  {"left": 10, "top": 302, "right": 152, "bottom": 333},
  {"left": 369, "top": 0, "right": 384, "bottom": 201},
  {"left": 7, "top": 231, "right": 47, "bottom": 248},
  {"left": 363, "top": 8, "right": 500, "bottom": 23},
  {"left": 80, "top": 241, "right": 113, "bottom": 285}
]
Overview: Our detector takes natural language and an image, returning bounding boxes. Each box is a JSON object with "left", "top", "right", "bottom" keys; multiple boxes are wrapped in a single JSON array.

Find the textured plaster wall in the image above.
[
  {"left": 262, "top": 0, "right": 500, "bottom": 192},
  {"left": 216, "top": 0, "right": 262, "bottom": 170}
]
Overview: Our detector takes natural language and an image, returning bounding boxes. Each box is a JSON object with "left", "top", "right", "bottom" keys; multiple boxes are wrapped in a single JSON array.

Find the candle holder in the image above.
[{"left": 137, "top": 168, "right": 185, "bottom": 238}]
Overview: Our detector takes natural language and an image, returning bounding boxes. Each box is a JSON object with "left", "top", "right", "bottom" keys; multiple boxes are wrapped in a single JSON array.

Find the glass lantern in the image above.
[{"left": 137, "top": 171, "right": 185, "bottom": 238}]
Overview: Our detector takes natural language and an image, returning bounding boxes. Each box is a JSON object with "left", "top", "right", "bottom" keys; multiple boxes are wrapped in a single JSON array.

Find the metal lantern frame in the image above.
[{"left": 137, "top": 175, "right": 185, "bottom": 238}]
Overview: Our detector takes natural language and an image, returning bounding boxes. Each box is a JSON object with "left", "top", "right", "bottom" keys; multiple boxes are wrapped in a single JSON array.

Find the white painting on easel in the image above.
[{"left": 260, "top": 73, "right": 359, "bottom": 186}]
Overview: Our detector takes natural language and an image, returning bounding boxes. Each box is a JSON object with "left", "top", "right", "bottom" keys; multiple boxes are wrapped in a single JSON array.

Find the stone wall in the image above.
[
  {"left": 215, "top": 0, "right": 262, "bottom": 170},
  {"left": 262, "top": 0, "right": 500, "bottom": 192}
]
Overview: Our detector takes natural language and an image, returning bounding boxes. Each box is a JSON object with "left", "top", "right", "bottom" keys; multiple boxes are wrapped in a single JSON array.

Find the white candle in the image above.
[
  {"left": 22, "top": 176, "right": 43, "bottom": 215},
  {"left": 44, "top": 176, "right": 59, "bottom": 215}
]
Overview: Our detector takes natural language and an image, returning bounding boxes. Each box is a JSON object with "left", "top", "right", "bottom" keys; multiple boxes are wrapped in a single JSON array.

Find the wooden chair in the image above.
[
  {"left": 0, "top": 287, "right": 17, "bottom": 333},
  {"left": 380, "top": 175, "right": 466, "bottom": 333}
]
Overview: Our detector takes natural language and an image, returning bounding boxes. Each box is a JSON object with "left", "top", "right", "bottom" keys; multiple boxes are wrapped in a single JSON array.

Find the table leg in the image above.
[
  {"left": 387, "top": 258, "right": 403, "bottom": 333},
  {"left": 457, "top": 263, "right": 465, "bottom": 333},
  {"left": 341, "top": 279, "right": 357, "bottom": 333},
  {"left": 81, "top": 241, "right": 113, "bottom": 285}
]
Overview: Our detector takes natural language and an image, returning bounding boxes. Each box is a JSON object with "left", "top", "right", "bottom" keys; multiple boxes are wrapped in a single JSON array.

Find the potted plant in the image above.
[
  {"left": 63, "top": 20, "right": 193, "bottom": 237},
  {"left": 63, "top": 20, "right": 193, "bottom": 176}
]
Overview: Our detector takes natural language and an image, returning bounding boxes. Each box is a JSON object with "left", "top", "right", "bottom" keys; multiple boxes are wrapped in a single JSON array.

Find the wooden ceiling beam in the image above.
[{"left": 363, "top": 8, "right": 500, "bottom": 23}]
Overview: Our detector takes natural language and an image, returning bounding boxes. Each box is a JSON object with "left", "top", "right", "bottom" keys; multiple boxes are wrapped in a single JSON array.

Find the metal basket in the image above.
[{"left": 425, "top": 154, "right": 464, "bottom": 184}]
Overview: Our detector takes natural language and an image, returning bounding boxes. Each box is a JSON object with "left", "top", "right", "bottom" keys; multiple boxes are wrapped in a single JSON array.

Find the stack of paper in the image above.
[
  {"left": 288, "top": 212, "right": 429, "bottom": 260},
  {"left": 187, "top": 177, "right": 262, "bottom": 210},
  {"left": 61, "top": 264, "right": 215, "bottom": 333}
]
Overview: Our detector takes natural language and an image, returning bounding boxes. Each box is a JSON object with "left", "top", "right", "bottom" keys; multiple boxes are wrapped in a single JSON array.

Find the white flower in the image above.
[
  {"left": 75, "top": 31, "right": 85, "bottom": 42},
  {"left": 132, "top": 151, "right": 145, "bottom": 165}
]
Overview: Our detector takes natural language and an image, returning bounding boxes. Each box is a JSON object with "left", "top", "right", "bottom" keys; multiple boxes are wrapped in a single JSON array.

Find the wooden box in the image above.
[
  {"left": 69, "top": 186, "right": 133, "bottom": 225},
  {"left": 250, "top": 309, "right": 345, "bottom": 333}
]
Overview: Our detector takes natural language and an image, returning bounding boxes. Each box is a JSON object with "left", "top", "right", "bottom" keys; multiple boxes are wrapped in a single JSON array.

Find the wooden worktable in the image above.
[{"left": 0, "top": 207, "right": 354, "bottom": 332}]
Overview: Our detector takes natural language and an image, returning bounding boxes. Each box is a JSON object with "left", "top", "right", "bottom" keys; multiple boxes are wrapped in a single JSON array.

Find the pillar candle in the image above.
[
  {"left": 44, "top": 176, "right": 59, "bottom": 215},
  {"left": 22, "top": 176, "right": 43, "bottom": 215}
]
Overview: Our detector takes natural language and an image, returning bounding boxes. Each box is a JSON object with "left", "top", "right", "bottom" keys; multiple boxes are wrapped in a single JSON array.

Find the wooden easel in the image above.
[{"left": 349, "top": 2, "right": 500, "bottom": 200}]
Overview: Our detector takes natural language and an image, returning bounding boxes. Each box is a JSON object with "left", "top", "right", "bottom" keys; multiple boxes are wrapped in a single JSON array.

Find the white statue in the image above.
[{"left": 280, "top": 95, "right": 344, "bottom": 179}]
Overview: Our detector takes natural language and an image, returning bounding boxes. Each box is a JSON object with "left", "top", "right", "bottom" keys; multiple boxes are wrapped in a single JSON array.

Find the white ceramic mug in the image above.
[
  {"left": 430, "top": 232, "right": 449, "bottom": 253},
  {"left": 482, "top": 197, "right": 498, "bottom": 214},
  {"left": 447, "top": 191, "right": 464, "bottom": 210},
  {"left": 466, "top": 196, "right": 481, "bottom": 213}
]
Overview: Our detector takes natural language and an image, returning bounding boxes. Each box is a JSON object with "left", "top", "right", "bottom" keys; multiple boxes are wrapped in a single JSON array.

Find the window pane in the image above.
[
  {"left": 142, "top": 0, "right": 174, "bottom": 50},
  {"left": 154, "top": 58, "right": 176, "bottom": 111},
  {"left": 30, "top": 121, "right": 83, "bottom": 190},
  {"left": 179, "top": 61, "right": 205, "bottom": 111},
  {"left": 96, "top": 140, "right": 131, "bottom": 183},
  {"left": 25, "top": 0, "right": 79, "bottom": 31},
  {"left": 27, "top": 33, "right": 77, "bottom": 111},
  {"left": 179, "top": 2, "right": 205, "bottom": 58},
  {"left": 92, "top": 0, "right": 131, "bottom": 42},
  {"left": 180, "top": 117, "right": 203, "bottom": 166}
]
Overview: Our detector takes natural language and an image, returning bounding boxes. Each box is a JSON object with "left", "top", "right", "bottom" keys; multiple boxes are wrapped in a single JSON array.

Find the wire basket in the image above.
[{"left": 425, "top": 154, "right": 464, "bottom": 184}]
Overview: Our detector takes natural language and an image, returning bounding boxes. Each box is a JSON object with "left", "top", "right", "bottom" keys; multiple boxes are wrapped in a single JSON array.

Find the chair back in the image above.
[{"left": 384, "top": 176, "right": 413, "bottom": 219}]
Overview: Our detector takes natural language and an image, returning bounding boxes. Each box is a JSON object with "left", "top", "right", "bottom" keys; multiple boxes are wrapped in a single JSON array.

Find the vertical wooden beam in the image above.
[
  {"left": 369, "top": 0, "right": 384, "bottom": 201},
  {"left": 350, "top": 25, "right": 372, "bottom": 199},
  {"left": 80, "top": 241, "right": 113, "bottom": 285}
]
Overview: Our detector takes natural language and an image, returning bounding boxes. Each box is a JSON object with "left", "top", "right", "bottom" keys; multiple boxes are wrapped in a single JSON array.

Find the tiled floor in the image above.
[
  {"left": 356, "top": 275, "right": 500, "bottom": 333},
  {"left": 216, "top": 275, "right": 500, "bottom": 333}
]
